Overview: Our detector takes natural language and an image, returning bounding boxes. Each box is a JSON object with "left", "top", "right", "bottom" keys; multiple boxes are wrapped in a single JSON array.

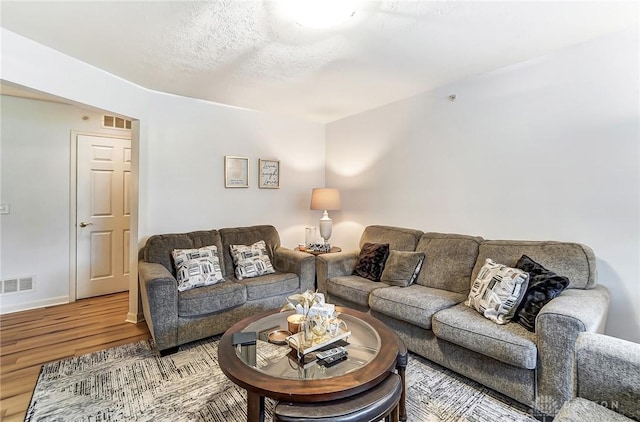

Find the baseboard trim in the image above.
[
  {"left": 126, "top": 311, "right": 145, "bottom": 324},
  {"left": 0, "top": 296, "right": 70, "bottom": 314}
]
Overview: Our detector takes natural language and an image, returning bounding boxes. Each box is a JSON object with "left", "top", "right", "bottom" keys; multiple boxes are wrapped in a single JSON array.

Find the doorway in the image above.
[{"left": 74, "top": 134, "right": 131, "bottom": 299}]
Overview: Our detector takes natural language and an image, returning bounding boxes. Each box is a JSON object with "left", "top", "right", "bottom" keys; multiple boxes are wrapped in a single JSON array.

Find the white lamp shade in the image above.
[{"left": 310, "top": 188, "right": 341, "bottom": 211}]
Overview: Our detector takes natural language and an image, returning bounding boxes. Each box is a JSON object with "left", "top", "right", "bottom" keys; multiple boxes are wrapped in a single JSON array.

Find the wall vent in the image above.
[
  {"left": 20, "top": 276, "right": 34, "bottom": 291},
  {"left": 2, "top": 276, "right": 35, "bottom": 294},
  {"left": 3, "top": 279, "right": 18, "bottom": 293},
  {"left": 102, "top": 114, "right": 132, "bottom": 130}
]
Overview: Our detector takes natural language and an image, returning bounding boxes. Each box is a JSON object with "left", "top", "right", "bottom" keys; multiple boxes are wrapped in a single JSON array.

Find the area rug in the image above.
[{"left": 26, "top": 337, "right": 536, "bottom": 421}]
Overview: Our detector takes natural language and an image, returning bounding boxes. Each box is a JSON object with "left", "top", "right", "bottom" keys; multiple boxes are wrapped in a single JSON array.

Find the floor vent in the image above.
[
  {"left": 103, "top": 114, "right": 132, "bottom": 130},
  {"left": 2, "top": 276, "right": 35, "bottom": 294}
]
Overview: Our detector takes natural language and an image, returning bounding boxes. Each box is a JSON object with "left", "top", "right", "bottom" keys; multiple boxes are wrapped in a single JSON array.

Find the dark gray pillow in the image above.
[
  {"left": 514, "top": 254, "right": 570, "bottom": 332},
  {"left": 352, "top": 243, "right": 390, "bottom": 281},
  {"left": 380, "top": 251, "right": 425, "bottom": 287}
]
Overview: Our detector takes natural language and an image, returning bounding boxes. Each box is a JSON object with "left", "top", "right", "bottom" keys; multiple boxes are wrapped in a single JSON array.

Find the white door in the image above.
[{"left": 76, "top": 134, "right": 131, "bottom": 299}]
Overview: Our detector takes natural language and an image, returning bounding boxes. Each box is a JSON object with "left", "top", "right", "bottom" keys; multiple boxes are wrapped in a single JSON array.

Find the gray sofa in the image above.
[
  {"left": 554, "top": 332, "right": 640, "bottom": 421},
  {"left": 139, "top": 225, "right": 315, "bottom": 353},
  {"left": 317, "top": 225, "right": 609, "bottom": 416}
]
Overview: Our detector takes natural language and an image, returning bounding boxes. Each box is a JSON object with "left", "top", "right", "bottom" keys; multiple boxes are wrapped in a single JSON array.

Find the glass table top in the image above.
[{"left": 235, "top": 311, "right": 381, "bottom": 380}]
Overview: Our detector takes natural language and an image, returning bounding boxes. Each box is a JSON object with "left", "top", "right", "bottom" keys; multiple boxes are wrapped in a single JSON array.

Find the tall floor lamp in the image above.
[{"left": 310, "top": 188, "right": 341, "bottom": 243}]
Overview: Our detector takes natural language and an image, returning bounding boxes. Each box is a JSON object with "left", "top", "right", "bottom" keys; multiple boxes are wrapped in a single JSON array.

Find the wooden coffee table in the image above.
[{"left": 218, "top": 307, "right": 403, "bottom": 422}]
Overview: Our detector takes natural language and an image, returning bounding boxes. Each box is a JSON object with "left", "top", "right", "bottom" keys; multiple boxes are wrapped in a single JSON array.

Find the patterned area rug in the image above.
[{"left": 26, "top": 337, "right": 536, "bottom": 421}]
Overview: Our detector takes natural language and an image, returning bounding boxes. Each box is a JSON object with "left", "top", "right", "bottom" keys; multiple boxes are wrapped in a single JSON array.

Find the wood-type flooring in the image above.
[{"left": 0, "top": 292, "right": 151, "bottom": 421}]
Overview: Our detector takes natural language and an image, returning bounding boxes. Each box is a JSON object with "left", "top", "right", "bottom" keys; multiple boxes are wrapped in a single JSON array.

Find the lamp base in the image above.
[{"left": 319, "top": 210, "right": 332, "bottom": 242}]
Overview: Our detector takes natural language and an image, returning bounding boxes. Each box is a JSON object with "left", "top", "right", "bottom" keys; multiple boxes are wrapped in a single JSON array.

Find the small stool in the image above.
[{"left": 273, "top": 373, "right": 403, "bottom": 422}]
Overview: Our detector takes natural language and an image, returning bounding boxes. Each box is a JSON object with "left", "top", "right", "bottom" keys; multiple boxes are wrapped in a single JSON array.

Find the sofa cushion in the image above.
[
  {"left": 352, "top": 243, "right": 390, "bottom": 281},
  {"left": 177, "top": 281, "right": 246, "bottom": 317},
  {"left": 472, "top": 240, "right": 596, "bottom": 290},
  {"left": 172, "top": 246, "right": 225, "bottom": 291},
  {"left": 369, "top": 285, "right": 466, "bottom": 330},
  {"left": 230, "top": 240, "right": 276, "bottom": 280},
  {"left": 232, "top": 272, "right": 299, "bottom": 301},
  {"left": 554, "top": 398, "right": 631, "bottom": 422},
  {"left": 359, "top": 225, "right": 424, "bottom": 251},
  {"left": 327, "top": 275, "right": 389, "bottom": 307},
  {"left": 414, "top": 233, "right": 483, "bottom": 295},
  {"left": 144, "top": 230, "right": 223, "bottom": 275},
  {"left": 465, "top": 258, "right": 529, "bottom": 325},
  {"left": 513, "top": 254, "right": 570, "bottom": 332},
  {"left": 432, "top": 303, "right": 538, "bottom": 369},
  {"left": 380, "top": 251, "right": 425, "bottom": 287}
]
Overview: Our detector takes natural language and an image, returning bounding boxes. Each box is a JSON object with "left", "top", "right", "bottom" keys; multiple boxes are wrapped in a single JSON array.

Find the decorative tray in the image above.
[
  {"left": 286, "top": 328, "right": 351, "bottom": 356},
  {"left": 267, "top": 329, "right": 291, "bottom": 345}
]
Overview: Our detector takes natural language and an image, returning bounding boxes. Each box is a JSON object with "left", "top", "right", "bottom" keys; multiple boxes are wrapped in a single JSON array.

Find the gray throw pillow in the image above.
[{"left": 380, "top": 250, "right": 425, "bottom": 287}]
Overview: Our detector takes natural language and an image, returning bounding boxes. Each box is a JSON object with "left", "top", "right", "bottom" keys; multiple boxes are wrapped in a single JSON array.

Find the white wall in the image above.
[
  {"left": 143, "top": 94, "right": 325, "bottom": 244},
  {"left": 0, "top": 28, "right": 325, "bottom": 314},
  {"left": 326, "top": 27, "right": 640, "bottom": 342},
  {"left": 0, "top": 97, "right": 129, "bottom": 311}
]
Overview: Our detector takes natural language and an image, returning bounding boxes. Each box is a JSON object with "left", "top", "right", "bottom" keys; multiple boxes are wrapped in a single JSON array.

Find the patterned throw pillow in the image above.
[
  {"left": 352, "top": 242, "right": 390, "bottom": 281},
  {"left": 172, "top": 246, "right": 224, "bottom": 291},
  {"left": 466, "top": 258, "right": 529, "bottom": 324},
  {"left": 380, "top": 250, "right": 425, "bottom": 287},
  {"left": 229, "top": 240, "right": 276, "bottom": 280},
  {"left": 513, "top": 254, "right": 570, "bottom": 332}
]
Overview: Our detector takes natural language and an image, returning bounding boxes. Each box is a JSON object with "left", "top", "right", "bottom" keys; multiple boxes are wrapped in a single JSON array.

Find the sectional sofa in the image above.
[
  {"left": 138, "top": 225, "right": 315, "bottom": 353},
  {"left": 316, "top": 225, "right": 609, "bottom": 416}
]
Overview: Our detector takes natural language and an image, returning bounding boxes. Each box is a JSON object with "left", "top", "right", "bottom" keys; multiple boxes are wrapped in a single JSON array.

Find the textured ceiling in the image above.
[{"left": 1, "top": 1, "right": 638, "bottom": 123}]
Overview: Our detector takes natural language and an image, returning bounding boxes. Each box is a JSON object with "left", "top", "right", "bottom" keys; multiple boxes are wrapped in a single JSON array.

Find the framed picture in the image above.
[
  {"left": 225, "top": 156, "right": 249, "bottom": 188},
  {"left": 258, "top": 159, "right": 280, "bottom": 189}
]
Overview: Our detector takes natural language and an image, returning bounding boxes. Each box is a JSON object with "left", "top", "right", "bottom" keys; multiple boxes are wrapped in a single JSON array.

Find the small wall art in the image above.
[
  {"left": 258, "top": 159, "right": 280, "bottom": 189},
  {"left": 225, "top": 156, "right": 249, "bottom": 188}
]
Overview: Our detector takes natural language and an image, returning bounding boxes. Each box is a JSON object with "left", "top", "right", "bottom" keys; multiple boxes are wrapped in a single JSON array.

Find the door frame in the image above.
[{"left": 69, "top": 128, "right": 140, "bottom": 322}]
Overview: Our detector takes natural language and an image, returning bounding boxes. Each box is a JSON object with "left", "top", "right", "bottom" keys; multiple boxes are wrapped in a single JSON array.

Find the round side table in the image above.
[{"left": 295, "top": 246, "right": 342, "bottom": 256}]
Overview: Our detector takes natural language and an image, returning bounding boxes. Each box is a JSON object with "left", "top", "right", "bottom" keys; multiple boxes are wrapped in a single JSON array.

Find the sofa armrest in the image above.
[
  {"left": 138, "top": 261, "right": 179, "bottom": 351},
  {"left": 535, "top": 284, "right": 610, "bottom": 415},
  {"left": 274, "top": 247, "right": 316, "bottom": 292},
  {"left": 316, "top": 251, "right": 359, "bottom": 295},
  {"left": 575, "top": 332, "right": 640, "bottom": 420}
]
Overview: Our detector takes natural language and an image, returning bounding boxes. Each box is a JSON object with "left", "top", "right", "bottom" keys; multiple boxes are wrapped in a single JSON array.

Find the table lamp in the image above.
[{"left": 310, "top": 188, "right": 341, "bottom": 243}]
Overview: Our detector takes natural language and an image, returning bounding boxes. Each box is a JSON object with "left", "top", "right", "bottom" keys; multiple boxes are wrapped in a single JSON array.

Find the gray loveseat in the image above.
[
  {"left": 555, "top": 332, "right": 640, "bottom": 421},
  {"left": 139, "top": 225, "right": 315, "bottom": 353},
  {"left": 317, "top": 225, "right": 609, "bottom": 416}
]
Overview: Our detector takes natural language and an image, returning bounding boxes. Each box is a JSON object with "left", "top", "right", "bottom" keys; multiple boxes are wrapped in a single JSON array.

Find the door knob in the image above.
[{"left": 79, "top": 222, "right": 93, "bottom": 227}]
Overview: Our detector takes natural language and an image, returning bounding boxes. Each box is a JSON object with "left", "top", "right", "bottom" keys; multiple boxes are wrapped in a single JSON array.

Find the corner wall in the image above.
[{"left": 326, "top": 27, "right": 640, "bottom": 342}]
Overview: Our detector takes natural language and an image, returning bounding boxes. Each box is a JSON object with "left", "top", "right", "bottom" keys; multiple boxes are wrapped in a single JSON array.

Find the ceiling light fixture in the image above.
[{"left": 279, "top": 0, "right": 358, "bottom": 29}]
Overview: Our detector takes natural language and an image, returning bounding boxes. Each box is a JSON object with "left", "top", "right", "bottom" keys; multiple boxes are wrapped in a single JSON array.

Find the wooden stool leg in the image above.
[
  {"left": 395, "top": 338, "right": 408, "bottom": 422},
  {"left": 386, "top": 404, "right": 399, "bottom": 422},
  {"left": 398, "top": 365, "right": 407, "bottom": 421}
]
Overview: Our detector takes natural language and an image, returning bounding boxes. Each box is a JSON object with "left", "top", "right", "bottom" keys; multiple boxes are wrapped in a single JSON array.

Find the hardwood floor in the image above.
[{"left": 0, "top": 292, "right": 151, "bottom": 422}]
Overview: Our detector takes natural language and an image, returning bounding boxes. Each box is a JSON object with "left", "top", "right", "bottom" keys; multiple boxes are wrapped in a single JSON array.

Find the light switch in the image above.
[{"left": 0, "top": 204, "right": 10, "bottom": 215}]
